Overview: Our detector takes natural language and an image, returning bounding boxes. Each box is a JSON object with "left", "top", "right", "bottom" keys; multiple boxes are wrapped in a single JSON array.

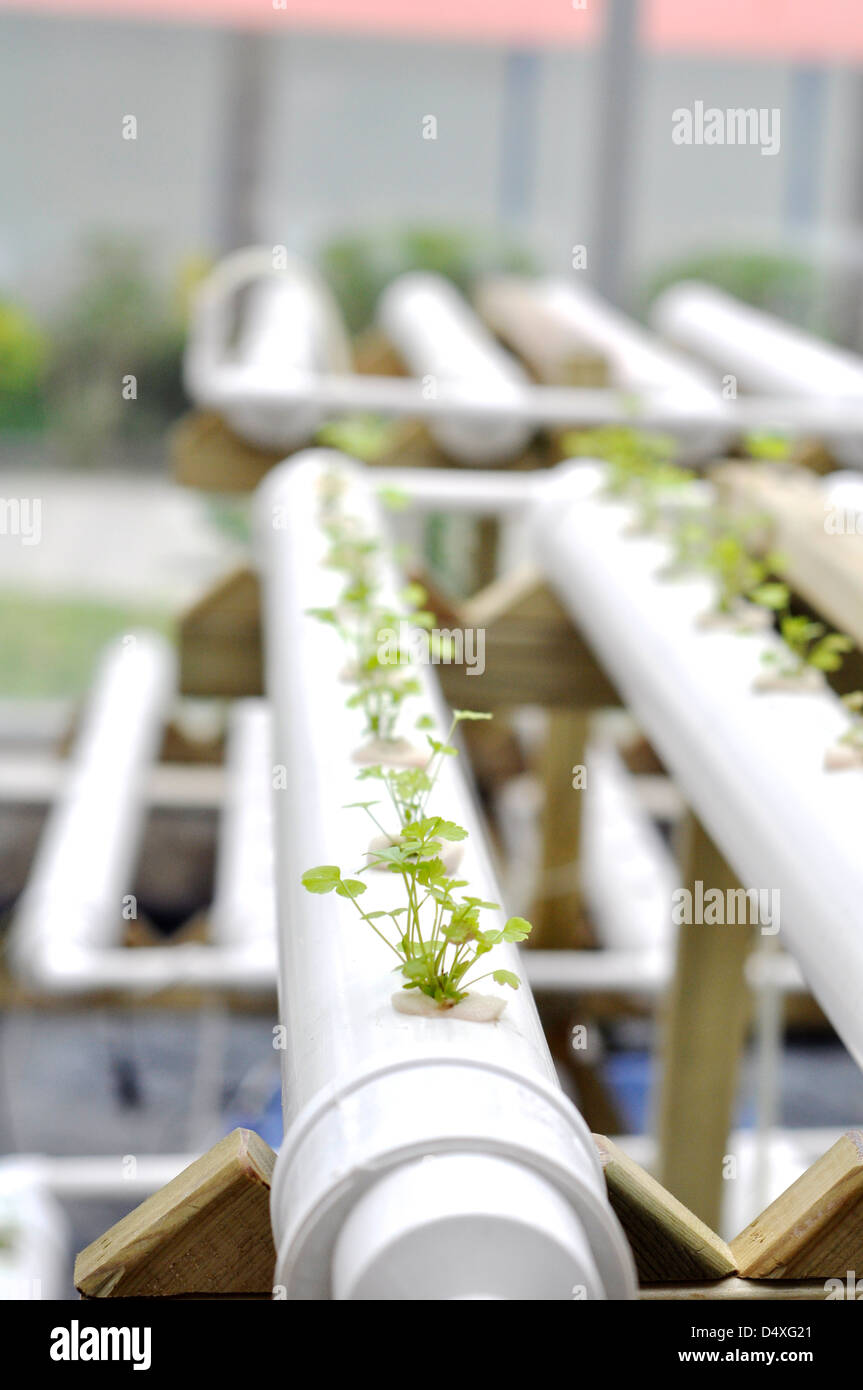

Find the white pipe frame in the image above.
[
  {"left": 9, "top": 632, "right": 175, "bottom": 992},
  {"left": 376, "top": 272, "right": 534, "bottom": 463},
  {"left": 256, "top": 449, "right": 636, "bottom": 1300},
  {"left": 185, "top": 259, "right": 863, "bottom": 455},
  {"left": 532, "top": 460, "right": 863, "bottom": 1069},
  {"left": 476, "top": 274, "right": 729, "bottom": 459},
  {"left": 651, "top": 280, "right": 863, "bottom": 466},
  {"left": 184, "top": 246, "right": 353, "bottom": 452},
  {"left": 10, "top": 645, "right": 277, "bottom": 995}
]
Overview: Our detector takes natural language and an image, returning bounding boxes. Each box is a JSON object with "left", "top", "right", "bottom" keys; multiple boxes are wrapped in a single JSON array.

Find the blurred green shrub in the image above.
[
  {"left": 642, "top": 249, "right": 819, "bottom": 332},
  {"left": 47, "top": 239, "right": 209, "bottom": 466},
  {"left": 317, "top": 225, "right": 534, "bottom": 334},
  {"left": 0, "top": 301, "right": 48, "bottom": 431}
]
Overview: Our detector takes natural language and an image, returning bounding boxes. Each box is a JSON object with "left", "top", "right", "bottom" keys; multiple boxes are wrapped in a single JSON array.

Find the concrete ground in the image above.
[{"left": 0, "top": 469, "right": 246, "bottom": 608}]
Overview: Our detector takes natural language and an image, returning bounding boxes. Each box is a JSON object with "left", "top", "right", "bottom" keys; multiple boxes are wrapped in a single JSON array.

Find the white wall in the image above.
[{"left": 0, "top": 12, "right": 858, "bottom": 314}]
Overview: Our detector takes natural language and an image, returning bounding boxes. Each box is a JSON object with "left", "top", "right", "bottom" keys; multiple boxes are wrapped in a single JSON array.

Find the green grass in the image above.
[{"left": 0, "top": 592, "right": 173, "bottom": 697}]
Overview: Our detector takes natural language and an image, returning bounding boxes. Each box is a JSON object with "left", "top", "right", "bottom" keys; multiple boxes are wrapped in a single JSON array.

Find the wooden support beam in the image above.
[
  {"left": 641, "top": 1278, "right": 833, "bottom": 1301},
  {"left": 594, "top": 1133, "right": 736, "bottom": 1284},
  {"left": 656, "top": 812, "right": 753, "bottom": 1230},
  {"left": 438, "top": 567, "right": 619, "bottom": 947},
  {"left": 531, "top": 708, "right": 592, "bottom": 948},
  {"left": 352, "top": 326, "right": 408, "bottom": 377},
  {"left": 171, "top": 411, "right": 284, "bottom": 493},
  {"left": 74, "top": 1129, "right": 276, "bottom": 1298},
  {"left": 731, "top": 1130, "right": 863, "bottom": 1279},
  {"left": 438, "top": 565, "right": 620, "bottom": 709},
  {"left": 713, "top": 461, "right": 863, "bottom": 651},
  {"left": 473, "top": 278, "right": 609, "bottom": 388},
  {"left": 178, "top": 566, "right": 263, "bottom": 698}
]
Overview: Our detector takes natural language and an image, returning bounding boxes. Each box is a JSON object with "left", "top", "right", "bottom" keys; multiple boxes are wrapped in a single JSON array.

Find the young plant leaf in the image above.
[
  {"left": 503, "top": 916, "right": 533, "bottom": 942},
  {"left": 335, "top": 878, "right": 367, "bottom": 899},
  {"left": 301, "top": 865, "right": 342, "bottom": 893}
]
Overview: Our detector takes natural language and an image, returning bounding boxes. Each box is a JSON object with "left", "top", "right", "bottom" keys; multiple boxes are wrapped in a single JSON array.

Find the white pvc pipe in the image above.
[
  {"left": 368, "top": 465, "right": 543, "bottom": 514},
  {"left": 256, "top": 449, "right": 636, "bottom": 1300},
  {"left": 580, "top": 740, "right": 677, "bottom": 955},
  {"left": 8, "top": 1155, "right": 192, "bottom": 1201},
  {"left": 377, "top": 272, "right": 534, "bottom": 464},
  {"left": 0, "top": 756, "right": 224, "bottom": 810},
  {"left": 209, "top": 699, "right": 278, "bottom": 956},
  {"left": 184, "top": 246, "right": 352, "bottom": 451},
  {"left": 533, "top": 461, "right": 863, "bottom": 1067},
  {"left": 177, "top": 699, "right": 805, "bottom": 1001},
  {"left": 523, "top": 945, "right": 804, "bottom": 998},
  {"left": 524, "top": 949, "right": 669, "bottom": 996},
  {"left": 479, "top": 275, "right": 729, "bottom": 460},
  {"left": 9, "top": 645, "right": 277, "bottom": 994},
  {"left": 188, "top": 334, "right": 863, "bottom": 449},
  {"left": 9, "top": 632, "right": 175, "bottom": 991},
  {"left": 0, "top": 1162, "right": 68, "bottom": 1301},
  {"left": 651, "top": 280, "right": 863, "bottom": 466}
]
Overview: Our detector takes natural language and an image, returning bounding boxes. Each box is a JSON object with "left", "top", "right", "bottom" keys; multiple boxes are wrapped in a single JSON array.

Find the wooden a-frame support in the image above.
[
  {"left": 75, "top": 1129, "right": 276, "bottom": 1299},
  {"left": 76, "top": 1126, "right": 863, "bottom": 1301}
]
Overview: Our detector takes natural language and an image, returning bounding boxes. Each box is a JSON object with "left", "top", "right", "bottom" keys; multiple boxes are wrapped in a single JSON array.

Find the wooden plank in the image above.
[
  {"left": 171, "top": 411, "right": 284, "bottom": 493},
  {"left": 437, "top": 640, "right": 617, "bottom": 709},
  {"left": 594, "top": 1133, "right": 736, "bottom": 1283},
  {"left": 474, "top": 277, "right": 609, "bottom": 387},
  {"left": 656, "top": 812, "right": 753, "bottom": 1230},
  {"left": 439, "top": 566, "right": 620, "bottom": 709},
  {"left": 74, "top": 1129, "right": 276, "bottom": 1298},
  {"left": 730, "top": 1130, "right": 863, "bottom": 1279},
  {"left": 531, "top": 709, "right": 593, "bottom": 948},
  {"left": 713, "top": 461, "right": 863, "bottom": 650},
  {"left": 641, "top": 1278, "right": 832, "bottom": 1301},
  {"left": 352, "top": 326, "right": 408, "bottom": 377},
  {"left": 178, "top": 567, "right": 263, "bottom": 698}
]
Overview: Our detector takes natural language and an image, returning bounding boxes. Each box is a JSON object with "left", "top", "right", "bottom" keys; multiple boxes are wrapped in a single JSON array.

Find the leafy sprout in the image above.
[
  {"left": 744, "top": 432, "right": 791, "bottom": 462},
  {"left": 706, "top": 532, "right": 787, "bottom": 618},
  {"left": 302, "top": 711, "right": 530, "bottom": 1006},
  {"left": 315, "top": 414, "right": 399, "bottom": 463},
  {"left": 307, "top": 479, "right": 434, "bottom": 741},
  {"left": 761, "top": 616, "right": 853, "bottom": 678},
  {"left": 562, "top": 426, "right": 681, "bottom": 505},
  {"left": 840, "top": 691, "right": 863, "bottom": 750},
  {"left": 303, "top": 474, "right": 532, "bottom": 1009}
]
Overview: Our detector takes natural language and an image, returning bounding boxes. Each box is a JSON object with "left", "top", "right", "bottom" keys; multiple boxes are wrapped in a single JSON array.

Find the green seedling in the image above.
[
  {"left": 305, "top": 476, "right": 532, "bottom": 1010},
  {"left": 706, "top": 531, "right": 786, "bottom": 618},
  {"left": 562, "top": 425, "right": 696, "bottom": 532},
  {"left": 744, "top": 432, "right": 791, "bottom": 462},
  {"left": 561, "top": 426, "right": 680, "bottom": 500},
  {"left": 309, "top": 481, "right": 434, "bottom": 741},
  {"left": 302, "top": 710, "right": 533, "bottom": 1008},
  {"left": 761, "top": 615, "right": 853, "bottom": 678},
  {"left": 748, "top": 581, "right": 790, "bottom": 613},
  {"left": 315, "top": 414, "right": 399, "bottom": 463},
  {"left": 839, "top": 691, "right": 863, "bottom": 750},
  {"left": 630, "top": 460, "right": 695, "bottom": 532},
  {"left": 665, "top": 512, "right": 713, "bottom": 575},
  {"left": 377, "top": 485, "right": 410, "bottom": 513}
]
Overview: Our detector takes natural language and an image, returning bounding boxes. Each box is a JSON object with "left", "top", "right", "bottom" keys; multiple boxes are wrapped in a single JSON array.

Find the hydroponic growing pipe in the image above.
[
  {"left": 651, "top": 280, "right": 863, "bottom": 467},
  {"left": 183, "top": 245, "right": 353, "bottom": 451},
  {"left": 376, "top": 272, "right": 534, "bottom": 464},
  {"left": 533, "top": 461, "right": 863, "bottom": 1069},
  {"left": 185, "top": 257, "right": 863, "bottom": 449},
  {"left": 10, "top": 648, "right": 277, "bottom": 994},
  {"left": 476, "top": 274, "right": 728, "bottom": 460},
  {"left": 255, "top": 449, "right": 636, "bottom": 1300},
  {"left": 9, "top": 632, "right": 174, "bottom": 991}
]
